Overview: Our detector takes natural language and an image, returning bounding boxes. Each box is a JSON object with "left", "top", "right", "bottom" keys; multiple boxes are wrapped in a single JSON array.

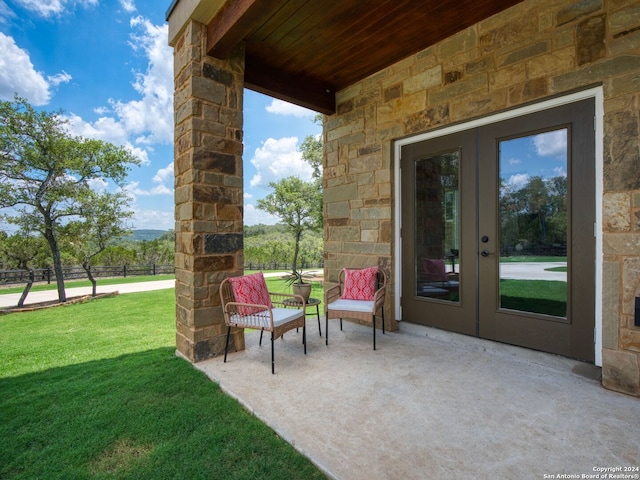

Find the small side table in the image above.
[{"left": 283, "top": 297, "right": 322, "bottom": 337}]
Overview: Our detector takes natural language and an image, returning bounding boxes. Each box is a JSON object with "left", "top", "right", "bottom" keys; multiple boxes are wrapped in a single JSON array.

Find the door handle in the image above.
[{"left": 481, "top": 250, "right": 490, "bottom": 257}]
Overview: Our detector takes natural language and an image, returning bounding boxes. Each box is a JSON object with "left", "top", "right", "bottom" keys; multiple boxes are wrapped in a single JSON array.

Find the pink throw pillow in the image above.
[
  {"left": 342, "top": 266, "right": 378, "bottom": 301},
  {"left": 229, "top": 272, "right": 272, "bottom": 314}
]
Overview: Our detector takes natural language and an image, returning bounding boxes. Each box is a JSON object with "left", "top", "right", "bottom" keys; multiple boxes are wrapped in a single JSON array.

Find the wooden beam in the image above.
[
  {"left": 207, "top": 0, "right": 278, "bottom": 59},
  {"left": 244, "top": 56, "right": 336, "bottom": 115}
]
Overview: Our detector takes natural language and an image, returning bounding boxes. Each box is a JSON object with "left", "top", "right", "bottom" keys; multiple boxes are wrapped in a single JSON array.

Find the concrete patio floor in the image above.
[{"left": 193, "top": 319, "right": 640, "bottom": 480}]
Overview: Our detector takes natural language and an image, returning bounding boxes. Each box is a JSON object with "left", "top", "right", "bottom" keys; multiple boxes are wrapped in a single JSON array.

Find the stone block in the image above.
[
  {"left": 557, "top": 0, "right": 603, "bottom": 26},
  {"left": 603, "top": 192, "right": 631, "bottom": 232},
  {"left": 577, "top": 14, "right": 606, "bottom": 66},
  {"left": 361, "top": 230, "right": 378, "bottom": 242},
  {"left": 500, "top": 42, "right": 549, "bottom": 67},
  {"left": 403, "top": 65, "right": 442, "bottom": 94},
  {"left": 193, "top": 255, "right": 235, "bottom": 272},
  {"left": 552, "top": 56, "right": 640, "bottom": 93},
  {"left": 191, "top": 76, "right": 226, "bottom": 104},
  {"left": 326, "top": 183, "right": 358, "bottom": 202},
  {"left": 479, "top": 16, "right": 537, "bottom": 53},
  {"left": 405, "top": 104, "right": 450, "bottom": 135},
  {"left": 603, "top": 110, "right": 640, "bottom": 191},
  {"left": 621, "top": 328, "right": 640, "bottom": 353},
  {"left": 603, "top": 233, "right": 640, "bottom": 255},
  {"left": 429, "top": 74, "right": 487, "bottom": 105},
  {"left": 602, "top": 348, "right": 640, "bottom": 396},
  {"left": 204, "top": 233, "right": 242, "bottom": 254},
  {"left": 439, "top": 27, "right": 477, "bottom": 59},
  {"left": 528, "top": 47, "right": 576, "bottom": 78},
  {"left": 602, "top": 261, "right": 620, "bottom": 350},
  {"left": 609, "top": 2, "right": 640, "bottom": 36},
  {"left": 622, "top": 257, "right": 640, "bottom": 315}
]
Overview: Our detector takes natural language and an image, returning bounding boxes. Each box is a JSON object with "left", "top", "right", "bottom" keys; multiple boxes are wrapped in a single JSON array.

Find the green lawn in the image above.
[
  {"left": 500, "top": 279, "right": 567, "bottom": 317},
  {"left": 0, "top": 289, "right": 325, "bottom": 480}
]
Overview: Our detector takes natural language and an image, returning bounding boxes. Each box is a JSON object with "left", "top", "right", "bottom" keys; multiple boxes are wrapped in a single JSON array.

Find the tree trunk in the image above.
[
  {"left": 17, "top": 268, "right": 34, "bottom": 308},
  {"left": 82, "top": 262, "right": 97, "bottom": 297},
  {"left": 292, "top": 230, "right": 301, "bottom": 280},
  {"left": 43, "top": 225, "right": 66, "bottom": 302}
]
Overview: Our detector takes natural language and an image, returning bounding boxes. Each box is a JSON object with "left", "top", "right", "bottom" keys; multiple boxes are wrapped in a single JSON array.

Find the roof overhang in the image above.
[{"left": 168, "top": 0, "right": 524, "bottom": 114}]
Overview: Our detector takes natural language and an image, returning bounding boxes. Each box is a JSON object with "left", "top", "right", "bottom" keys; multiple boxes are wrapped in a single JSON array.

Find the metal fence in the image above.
[
  {"left": 0, "top": 264, "right": 175, "bottom": 286},
  {"left": 243, "top": 262, "right": 323, "bottom": 271}
]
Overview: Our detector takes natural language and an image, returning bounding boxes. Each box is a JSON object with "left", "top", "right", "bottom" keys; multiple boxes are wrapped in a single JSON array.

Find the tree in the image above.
[
  {"left": 0, "top": 96, "right": 139, "bottom": 302},
  {"left": 63, "top": 191, "right": 133, "bottom": 296},
  {"left": 299, "top": 114, "right": 324, "bottom": 227},
  {"left": 256, "top": 176, "right": 322, "bottom": 279}
]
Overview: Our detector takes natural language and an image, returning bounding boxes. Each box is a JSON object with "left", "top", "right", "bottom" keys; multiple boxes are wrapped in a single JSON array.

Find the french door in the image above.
[{"left": 401, "top": 99, "right": 595, "bottom": 362}]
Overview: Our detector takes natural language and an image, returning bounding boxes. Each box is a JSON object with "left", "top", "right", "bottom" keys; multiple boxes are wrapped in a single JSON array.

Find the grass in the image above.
[
  {"left": 0, "top": 274, "right": 175, "bottom": 295},
  {"left": 500, "top": 279, "right": 567, "bottom": 317},
  {"left": 0, "top": 289, "right": 326, "bottom": 480}
]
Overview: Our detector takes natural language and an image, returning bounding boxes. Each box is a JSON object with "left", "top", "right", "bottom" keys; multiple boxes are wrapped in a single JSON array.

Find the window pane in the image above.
[
  {"left": 498, "top": 129, "right": 568, "bottom": 317},
  {"left": 415, "top": 150, "right": 460, "bottom": 303}
]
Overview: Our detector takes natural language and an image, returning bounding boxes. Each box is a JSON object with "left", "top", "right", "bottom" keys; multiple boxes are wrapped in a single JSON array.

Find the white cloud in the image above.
[
  {"left": 0, "top": 32, "right": 50, "bottom": 105},
  {"left": 152, "top": 161, "right": 173, "bottom": 184},
  {"left": 244, "top": 203, "right": 279, "bottom": 226},
  {"left": 119, "top": 0, "right": 136, "bottom": 13},
  {"left": 265, "top": 99, "right": 315, "bottom": 118},
  {"left": 507, "top": 173, "right": 530, "bottom": 189},
  {"left": 130, "top": 208, "right": 173, "bottom": 230},
  {"left": 533, "top": 130, "right": 567, "bottom": 157},
  {"left": 249, "top": 137, "right": 313, "bottom": 188},
  {"left": 150, "top": 161, "right": 174, "bottom": 195},
  {"left": 13, "top": 0, "right": 98, "bottom": 18},
  {"left": 0, "top": 1, "right": 15, "bottom": 23},
  {"left": 87, "top": 177, "right": 108, "bottom": 192},
  {"left": 47, "top": 71, "right": 72, "bottom": 86},
  {"left": 508, "top": 158, "right": 521, "bottom": 166},
  {"left": 553, "top": 166, "right": 567, "bottom": 177},
  {"left": 111, "top": 16, "right": 173, "bottom": 145}
]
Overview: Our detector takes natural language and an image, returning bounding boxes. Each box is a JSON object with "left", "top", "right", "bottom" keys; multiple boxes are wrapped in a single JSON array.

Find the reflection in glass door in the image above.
[
  {"left": 415, "top": 150, "right": 460, "bottom": 303},
  {"left": 498, "top": 130, "right": 568, "bottom": 318}
]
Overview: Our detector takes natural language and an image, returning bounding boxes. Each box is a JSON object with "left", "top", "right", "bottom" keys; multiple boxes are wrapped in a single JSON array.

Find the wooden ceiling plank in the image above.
[
  {"left": 244, "top": 56, "right": 336, "bottom": 114},
  {"left": 207, "top": 0, "right": 283, "bottom": 58}
]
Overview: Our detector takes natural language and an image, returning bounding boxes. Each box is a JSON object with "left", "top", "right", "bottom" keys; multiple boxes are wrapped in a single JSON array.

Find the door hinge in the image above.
[{"left": 594, "top": 222, "right": 597, "bottom": 237}]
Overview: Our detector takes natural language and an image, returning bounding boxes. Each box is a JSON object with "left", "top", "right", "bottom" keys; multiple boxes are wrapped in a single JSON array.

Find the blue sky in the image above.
[{"left": 0, "top": 0, "right": 320, "bottom": 230}]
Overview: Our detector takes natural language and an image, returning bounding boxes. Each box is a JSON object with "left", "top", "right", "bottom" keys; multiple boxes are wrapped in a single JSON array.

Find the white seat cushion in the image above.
[
  {"left": 229, "top": 307, "right": 303, "bottom": 329},
  {"left": 271, "top": 307, "right": 304, "bottom": 326},
  {"left": 328, "top": 298, "right": 374, "bottom": 313}
]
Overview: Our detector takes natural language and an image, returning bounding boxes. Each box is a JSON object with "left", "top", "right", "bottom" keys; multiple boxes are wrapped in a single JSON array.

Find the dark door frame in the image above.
[{"left": 393, "top": 87, "right": 604, "bottom": 365}]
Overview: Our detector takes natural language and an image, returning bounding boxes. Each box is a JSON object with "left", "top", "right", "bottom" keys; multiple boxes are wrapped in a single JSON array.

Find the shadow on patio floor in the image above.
[{"left": 192, "top": 319, "right": 640, "bottom": 480}]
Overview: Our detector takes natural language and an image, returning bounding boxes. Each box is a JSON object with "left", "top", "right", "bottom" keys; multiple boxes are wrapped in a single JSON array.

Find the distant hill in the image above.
[{"left": 128, "top": 230, "right": 169, "bottom": 241}]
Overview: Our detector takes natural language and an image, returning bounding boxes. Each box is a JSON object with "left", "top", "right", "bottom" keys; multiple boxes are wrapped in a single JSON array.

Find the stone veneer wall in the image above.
[
  {"left": 173, "top": 20, "right": 246, "bottom": 362},
  {"left": 323, "top": 0, "right": 640, "bottom": 396}
]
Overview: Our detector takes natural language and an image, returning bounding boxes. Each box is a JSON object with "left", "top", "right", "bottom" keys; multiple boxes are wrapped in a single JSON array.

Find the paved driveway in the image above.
[{"left": 0, "top": 279, "right": 175, "bottom": 308}]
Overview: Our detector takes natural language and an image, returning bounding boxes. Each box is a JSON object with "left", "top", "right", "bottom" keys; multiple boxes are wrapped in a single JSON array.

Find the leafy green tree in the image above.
[
  {"left": 0, "top": 228, "right": 50, "bottom": 306},
  {"left": 256, "top": 176, "right": 322, "bottom": 278},
  {"left": 63, "top": 191, "right": 133, "bottom": 296},
  {"left": 0, "top": 96, "right": 139, "bottom": 302},
  {"left": 299, "top": 114, "right": 323, "bottom": 227}
]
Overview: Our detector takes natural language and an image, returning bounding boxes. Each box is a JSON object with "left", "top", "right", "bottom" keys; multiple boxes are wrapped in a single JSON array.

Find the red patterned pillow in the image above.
[
  {"left": 342, "top": 266, "right": 378, "bottom": 300},
  {"left": 229, "top": 272, "right": 272, "bottom": 314}
]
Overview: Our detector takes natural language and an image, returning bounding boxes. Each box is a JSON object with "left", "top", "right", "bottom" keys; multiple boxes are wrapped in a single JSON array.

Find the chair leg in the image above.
[
  {"left": 325, "top": 312, "right": 329, "bottom": 346},
  {"left": 382, "top": 307, "right": 385, "bottom": 334},
  {"left": 373, "top": 314, "right": 376, "bottom": 350},
  {"left": 340, "top": 318, "right": 343, "bottom": 330},
  {"left": 224, "top": 325, "right": 231, "bottom": 363},
  {"left": 259, "top": 329, "right": 264, "bottom": 346},
  {"left": 271, "top": 332, "right": 275, "bottom": 375},
  {"left": 303, "top": 323, "right": 307, "bottom": 354}
]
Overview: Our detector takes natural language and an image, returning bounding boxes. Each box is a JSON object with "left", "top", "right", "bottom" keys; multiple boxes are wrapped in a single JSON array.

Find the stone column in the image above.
[{"left": 173, "top": 20, "right": 245, "bottom": 362}]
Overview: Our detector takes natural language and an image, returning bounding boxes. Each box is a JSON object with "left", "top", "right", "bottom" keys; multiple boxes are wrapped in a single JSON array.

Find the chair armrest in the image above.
[
  {"left": 325, "top": 283, "right": 341, "bottom": 306},
  {"left": 373, "top": 286, "right": 386, "bottom": 312}
]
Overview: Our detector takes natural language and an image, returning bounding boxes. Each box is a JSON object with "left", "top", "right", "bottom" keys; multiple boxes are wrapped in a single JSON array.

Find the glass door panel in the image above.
[
  {"left": 498, "top": 130, "right": 568, "bottom": 318},
  {"left": 415, "top": 150, "right": 460, "bottom": 303}
]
